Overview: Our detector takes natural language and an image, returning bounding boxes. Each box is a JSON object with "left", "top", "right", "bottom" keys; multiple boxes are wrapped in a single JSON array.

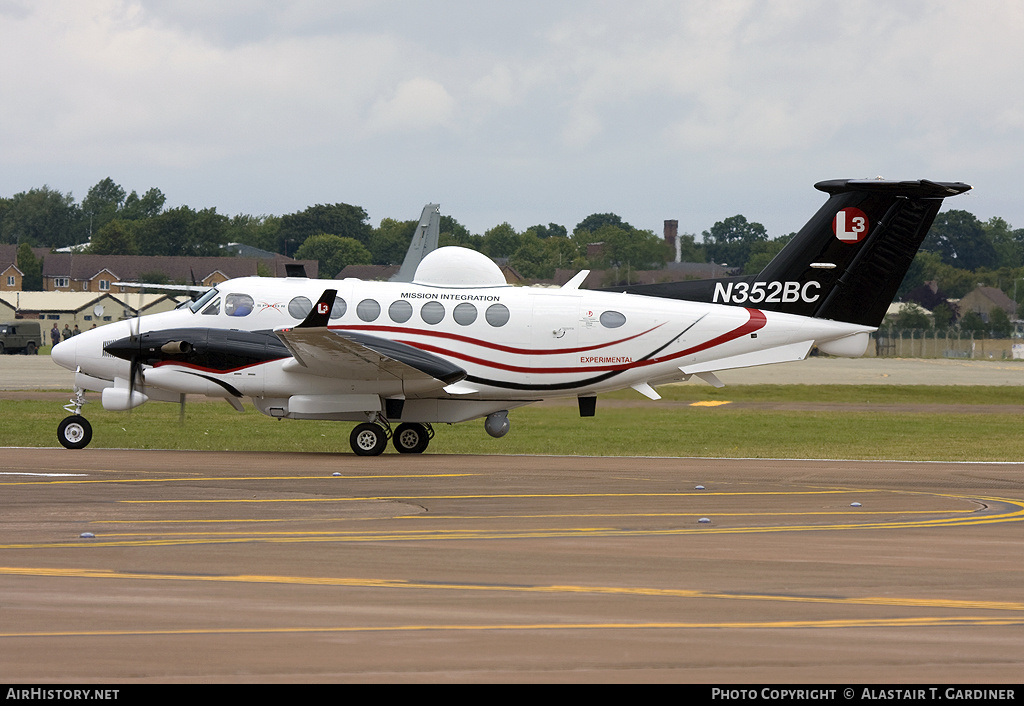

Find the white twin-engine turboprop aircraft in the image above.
[{"left": 51, "top": 178, "right": 970, "bottom": 455}]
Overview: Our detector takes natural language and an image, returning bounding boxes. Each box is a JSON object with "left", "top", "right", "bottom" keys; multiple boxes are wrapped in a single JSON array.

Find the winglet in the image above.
[{"left": 296, "top": 290, "right": 337, "bottom": 328}]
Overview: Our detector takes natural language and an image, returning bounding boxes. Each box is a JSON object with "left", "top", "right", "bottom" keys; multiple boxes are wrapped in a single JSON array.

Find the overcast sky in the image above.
[{"left": 1, "top": 0, "right": 1021, "bottom": 239}]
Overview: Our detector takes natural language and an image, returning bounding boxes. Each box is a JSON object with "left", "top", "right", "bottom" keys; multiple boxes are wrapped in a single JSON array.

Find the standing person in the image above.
[
  {"left": 62, "top": 324, "right": 72, "bottom": 341},
  {"left": 50, "top": 323, "right": 60, "bottom": 347},
  {"left": 72, "top": 324, "right": 81, "bottom": 336}
]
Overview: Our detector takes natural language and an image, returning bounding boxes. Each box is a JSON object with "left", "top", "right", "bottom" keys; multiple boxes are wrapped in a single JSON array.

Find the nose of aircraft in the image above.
[{"left": 51, "top": 335, "right": 78, "bottom": 371}]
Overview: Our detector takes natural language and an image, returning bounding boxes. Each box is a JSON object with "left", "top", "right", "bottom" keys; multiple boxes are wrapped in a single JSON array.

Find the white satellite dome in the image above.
[{"left": 412, "top": 246, "right": 507, "bottom": 287}]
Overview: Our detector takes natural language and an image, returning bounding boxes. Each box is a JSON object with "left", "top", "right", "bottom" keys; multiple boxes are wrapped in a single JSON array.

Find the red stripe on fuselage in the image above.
[
  {"left": 330, "top": 322, "right": 665, "bottom": 355},
  {"left": 400, "top": 308, "right": 767, "bottom": 376}
]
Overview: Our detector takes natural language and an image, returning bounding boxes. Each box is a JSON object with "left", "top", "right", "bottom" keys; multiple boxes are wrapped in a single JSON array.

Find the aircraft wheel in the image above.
[
  {"left": 393, "top": 423, "right": 429, "bottom": 454},
  {"left": 350, "top": 423, "right": 387, "bottom": 456},
  {"left": 57, "top": 415, "right": 92, "bottom": 450}
]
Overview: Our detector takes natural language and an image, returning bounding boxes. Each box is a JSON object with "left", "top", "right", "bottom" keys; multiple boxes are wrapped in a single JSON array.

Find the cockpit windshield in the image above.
[{"left": 189, "top": 287, "right": 220, "bottom": 313}]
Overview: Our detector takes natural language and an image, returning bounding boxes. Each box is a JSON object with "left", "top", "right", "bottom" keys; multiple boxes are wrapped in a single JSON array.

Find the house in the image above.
[
  {"left": 957, "top": 286, "right": 1016, "bottom": 323},
  {"left": 2, "top": 262, "right": 23, "bottom": 292},
  {"left": 0, "top": 291, "right": 184, "bottom": 331},
  {"left": 38, "top": 253, "right": 319, "bottom": 293},
  {"left": 0, "top": 245, "right": 318, "bottom": 292}
]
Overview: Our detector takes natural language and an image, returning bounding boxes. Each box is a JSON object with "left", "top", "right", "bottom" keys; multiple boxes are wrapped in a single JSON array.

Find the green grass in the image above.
[{"left": 4, "top": 385, "right": 1024, "bottom": 461}]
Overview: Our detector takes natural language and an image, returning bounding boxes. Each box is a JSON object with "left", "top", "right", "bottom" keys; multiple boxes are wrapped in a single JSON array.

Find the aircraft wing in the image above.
[{"left": 276, "top": 326, "right": 467, "bottom": 387}]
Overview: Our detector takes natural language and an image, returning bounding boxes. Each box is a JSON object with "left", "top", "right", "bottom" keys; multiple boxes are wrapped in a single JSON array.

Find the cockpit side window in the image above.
[
  {"left": 201, "top": 297, "right": 221, "bottom": 316},
  {"left": 189, "top": 288, "right": 219, "bottom": 313},
  {"left": 225, "top": 293, "right": 254, "bottom": 317}
]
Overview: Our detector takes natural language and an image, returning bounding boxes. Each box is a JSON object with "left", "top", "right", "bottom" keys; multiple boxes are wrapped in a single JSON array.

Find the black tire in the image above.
[
  {"left": 25, "top": 341, "right": 37, "bottom": 355},
  {"left": 350, "top": 423, "right": 387, "bottom": 456},
  {"left": 393, "top": 423, "right": 429, "bottom": 454},
  {"left": 58, "top": 415, "right": 92, "bottom": 450}
]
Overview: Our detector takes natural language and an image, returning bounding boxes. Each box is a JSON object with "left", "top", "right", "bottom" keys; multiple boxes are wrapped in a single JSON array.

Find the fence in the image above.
[{"left": 867, "top": 328, "right": 1022, "bottom": 360}]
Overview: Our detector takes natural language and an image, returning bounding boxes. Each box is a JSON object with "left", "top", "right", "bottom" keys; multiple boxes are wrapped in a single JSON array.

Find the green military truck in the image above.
[{"left": 0, "top": 320, "right": 42, "bottom": 354}]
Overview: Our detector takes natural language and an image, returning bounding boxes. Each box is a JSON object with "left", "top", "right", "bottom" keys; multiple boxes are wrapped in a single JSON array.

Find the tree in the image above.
[
  {"left": 525, "top": 223, "right": 567, "bottom": 239},
  {"left": 585, "top": 224, "right": 668, "bottom": 271},
  {"left": 17, "top": 242, "right": 42, "bottom": 291},
  {"left": 509, "top": 231, "right": 548, "bottom": 279},
  {"left": 895, "top": 303, "right": 930, "bottom": 329},
  {"left": 984, "top": 217, "right": 1020, "bottom": 270},
  {"left": 88, "top": 219, "right": 138, "bottom": 255},
  {"left": 574, "top": 213, "right": 632, "bottom": 235},
  {"left": 482, "top": 222, "right": 521, "bottom": 259},
  {"left": 439, "top": 215, "right": 482, "bottom": 251},
  {"left": 225, "top": 214, "right": 280, "bottom": 253},
  {"left": 370, "top": 218, "right": 417, "bottom": 265},
  {"left": 921, "top": 210, "right": 997, "bottom": 271},
  {"left": 675, "top": 233, "right": 706, "bottom": 263},
  {"left": 135, "top": 206, "right": 195, "bottom": 256},
  {"left": 120, "top": 188, "right": 166, "bottom": 221},
  {"left": 702, "top": 215, "right": 768, "bottom": 270},
  {"left": 959, "top": 310, "right": 986, "bottom": 335},
  {"left": 189, "top": 208, "right": 229, "bottom": 256},
  {"left": 931, "top": 301, "right": 955, "bottom": 328},
  {"left": 294, "top": 233, "right": 371, "bottom": 278},
  {"left": 989, "top": 307, "right": 1013, "bottom": 338},
  {"left": 743, "top": 234, "right": 793, "bottom": 275},
  {"left": 0, "top": 186, "right": 85, "bottom": 247},
  {"left": 81, "top": 177, "right": 126, "bottom": 236},
  {"left": 278, "top": 203, "right": 372, "bottom": 255}
]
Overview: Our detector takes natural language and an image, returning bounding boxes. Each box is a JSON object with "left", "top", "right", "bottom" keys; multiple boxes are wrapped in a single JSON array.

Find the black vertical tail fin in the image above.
[
  {"left": 601, "top": 178, "right": 971, "bottom": 327},
  {"left": 755, "top": 179, "right": 970, "bottom": 325}
]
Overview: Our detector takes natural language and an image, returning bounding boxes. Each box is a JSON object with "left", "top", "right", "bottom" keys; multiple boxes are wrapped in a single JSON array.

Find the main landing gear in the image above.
[
  {"left": 57, "top": 387, "right": 92, "bottom": 450},
  {"left": 349, "top": 419, "right": 434, "bottom": 456}
]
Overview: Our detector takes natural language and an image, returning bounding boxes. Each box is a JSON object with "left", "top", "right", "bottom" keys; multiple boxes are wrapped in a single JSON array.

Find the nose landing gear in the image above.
[{"left": 58, "top": 386, "right": 92, "bottom": 449}]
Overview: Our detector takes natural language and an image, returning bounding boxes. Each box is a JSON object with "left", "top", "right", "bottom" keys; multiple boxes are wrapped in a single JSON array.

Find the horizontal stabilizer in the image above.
[{"left": 681, "top": 340, "right": 814, "bottom": 376}]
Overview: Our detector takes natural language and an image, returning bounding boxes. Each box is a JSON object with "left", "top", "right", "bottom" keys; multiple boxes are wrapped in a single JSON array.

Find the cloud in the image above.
[
  {"left": 0, "top": 1, "right": 1022, "bottom": 233},
  {"left": 365, "top": 78, "right": 455, "bottom": 135}
]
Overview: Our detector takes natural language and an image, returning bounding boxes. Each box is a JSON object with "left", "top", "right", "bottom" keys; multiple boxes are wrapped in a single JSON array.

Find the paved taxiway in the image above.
[{"left": 2, "top": 448, "right": 1022, "bottom": 682}]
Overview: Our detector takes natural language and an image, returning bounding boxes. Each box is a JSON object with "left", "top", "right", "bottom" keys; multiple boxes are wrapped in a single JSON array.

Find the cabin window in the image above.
[
  {"left": 357, "top": 299, "right": 381, "bottom": 322},
  {"left": 485, "top": 303, "right": 510, "bottom": 327},
  {"left": 288, "top": 296, "right": 312, "bottom": 319},
  {"left": 202, "top": 297, "right": 221, "bottom": 316},
  {"left": 600, "top": 310, "right": 626, "bottom": 328},
  {"left": 420, "top": 301, "right": 445, "bottom": 325},
  {"left": 389, "top": 300, "right": 413, "bottom": 323},
  {"left": 453, "top": 302, "right": 477, "bottom": 326},
  {"left": 330, "top": 296, "right": 346, "bottom": 319},
  {"left": 225, "top": 293, "right": 254, "bottom": 317}
]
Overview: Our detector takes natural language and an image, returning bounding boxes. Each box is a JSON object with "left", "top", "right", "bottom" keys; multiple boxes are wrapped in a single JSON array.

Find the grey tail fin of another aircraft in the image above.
[
  {"left": 601, "top": 179, "right": 971, "bottom": 327},
  {"left": 391, "top": 203, "right": 441, "bottom": 282}
]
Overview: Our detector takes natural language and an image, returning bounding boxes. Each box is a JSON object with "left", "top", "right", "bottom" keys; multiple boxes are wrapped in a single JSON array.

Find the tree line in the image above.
[{"left": 4, "top": 178, "right": 1024, "bottom": 313}]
